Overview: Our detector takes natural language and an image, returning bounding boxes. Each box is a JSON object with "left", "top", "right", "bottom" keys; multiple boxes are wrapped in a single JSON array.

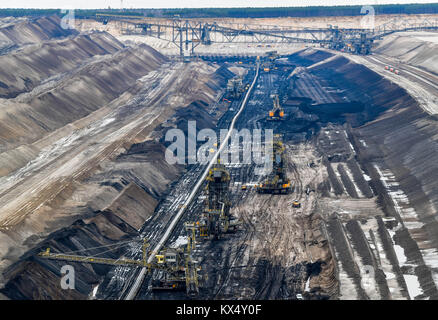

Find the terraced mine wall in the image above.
[
  {"left": 0, "top": 78, "right": 232, "bottom": 299},
  {"left": 0, "top": 32, "right": 124, "bottom": 99},
  {"left": 311, "top": 53, "right": 438, "bottom": 232},
  {"left": 0, "top": 17, "right": 235, "bottom": 299},
  {"left": 2, "top": 16, "right": 437, "bottom": 298},
  {"left": 0, "top": 68, "right": 233, "bottom": 299},
  {"left": 304, "top": 50, "right": 438, "bottom": 299},
  {"left": 0, "top": 34, "right": 164, "bottom": 170},
  {"left": 374, "top": 33, "right": 438, "bottom": 75},
  {"left": 0, "top": 16, "right": 76, "bottom": 54}
]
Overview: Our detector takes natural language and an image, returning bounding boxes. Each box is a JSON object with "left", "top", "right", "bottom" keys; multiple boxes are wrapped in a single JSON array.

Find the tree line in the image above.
[{"left": 1, "top": 4, "right": 438, "bottom": 19}]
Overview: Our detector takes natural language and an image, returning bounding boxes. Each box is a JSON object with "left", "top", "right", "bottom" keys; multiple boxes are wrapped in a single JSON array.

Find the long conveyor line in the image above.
[{"left": 124, "top": 60, "right": 261, "bottom": 300}]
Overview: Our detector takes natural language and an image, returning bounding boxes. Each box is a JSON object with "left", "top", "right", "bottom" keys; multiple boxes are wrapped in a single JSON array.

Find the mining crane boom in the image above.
[
  {"left": 37, "top": 237, "right": 202, "bottom": 296},
  {"left": 257, "top": 135, "right": 292, "bottom": 194},
  {"left": 38, "top": 249, "right": 146, "bottom": 267},
  {"left": 38, "top": 239, "right": 150, "bottom": 267}
]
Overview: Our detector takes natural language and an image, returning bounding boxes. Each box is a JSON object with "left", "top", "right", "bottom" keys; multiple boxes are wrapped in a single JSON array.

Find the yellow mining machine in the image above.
[
  {"left": 266, "top": 50, "right": 279, "bottom": 61},
  {"left": 267, "top": 94, "right": 285, "bottom": 121},
  {"left": 151, "top": 233, "right": 201, "bottom": 296},
  {"left": 257, "top": 135, "right": 292, "bottom": 194},
  {"left": 191, "top": 160, "right": 240, "bottom": 240},
  {"left": 262, "top": 51, "right": 279, "bottom": 72},
  {"left": 37, "top": 237, "right": 202, "bottom": 297},
  {"left": 292, "top": 200, "right": 301, "bottom": 208}
]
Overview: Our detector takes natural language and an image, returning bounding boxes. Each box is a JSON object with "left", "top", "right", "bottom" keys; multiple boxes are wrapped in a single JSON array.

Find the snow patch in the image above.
[
  {"left": 170, "top": 236, "right": 188, "bottom": 248},
  {"left": 404, "top": 275, "right": 423, "bottom": 299}
]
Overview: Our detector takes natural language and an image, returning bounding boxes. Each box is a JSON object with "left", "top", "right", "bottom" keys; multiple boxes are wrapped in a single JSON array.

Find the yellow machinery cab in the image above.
[{"left": 156, "top": 255, "right": 165, "bottom": 264}]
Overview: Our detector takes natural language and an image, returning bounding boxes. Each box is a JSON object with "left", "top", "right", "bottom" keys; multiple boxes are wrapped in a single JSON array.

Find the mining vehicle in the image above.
[
  {"left": 385, "top": 65, "right": 400, "bottom": 75},
  {"left": 226, "top": 77, "right": 244, "bottom": 99},
  {"left": 38, "top": 236, "right": 202, "bottom": 297},
  {"left": 150, "top": 231, "right": 201, "bottom": 296},
  {"left": 267, "top": 94, "right": 285, "bottom": 121},
  {"left": 266, "top": 50, "right": 279, "bottom": 60},
  {"left": 151, "top": 230, "right": 201, "bottom": 296},
  {"left": 195, "top": 160, "right": 240, "bottom": 239},
  {"left": 151, "top": 247, "right": 190, "bottom": 292},
  {"left": 257, "top": 136, "right": 292, "bottom": 194}
]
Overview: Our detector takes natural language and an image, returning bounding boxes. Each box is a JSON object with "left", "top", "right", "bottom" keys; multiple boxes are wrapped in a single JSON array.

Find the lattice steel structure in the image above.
[{"left": 95, "top": 14, "right": 438, "bottom": 56}]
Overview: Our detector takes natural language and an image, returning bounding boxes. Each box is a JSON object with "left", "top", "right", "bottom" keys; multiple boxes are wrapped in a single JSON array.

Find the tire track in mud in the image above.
[
  {"left": 225, "top": 145, "right": 327, "bottom": 299},
  {"left": 288, "top": 156, "right": 303, "bottom": 201},
  {"left": 213, "top": 230, "right": 252, "bottom": 298},
  {"left": 233, "top": 194, "right": 296, "bottom": 299},
  {"left": 207, "top": 193, "right": 278, "bottom": 299}
]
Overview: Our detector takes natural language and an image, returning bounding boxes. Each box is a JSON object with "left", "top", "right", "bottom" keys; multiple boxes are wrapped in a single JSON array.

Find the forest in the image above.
[{"left": 1, "top": 3, "right": 438, "bottom": 18}]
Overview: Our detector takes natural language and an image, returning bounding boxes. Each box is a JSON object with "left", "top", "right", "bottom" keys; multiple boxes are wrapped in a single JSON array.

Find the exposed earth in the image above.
[{"left": 0, "top": 14, "right": 438, "bottom": 300}]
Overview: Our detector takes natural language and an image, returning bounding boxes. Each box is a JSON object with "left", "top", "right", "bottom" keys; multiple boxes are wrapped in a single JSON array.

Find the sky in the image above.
[{"left": 0, "top": 0, "right": 437, "bottom": 9}]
